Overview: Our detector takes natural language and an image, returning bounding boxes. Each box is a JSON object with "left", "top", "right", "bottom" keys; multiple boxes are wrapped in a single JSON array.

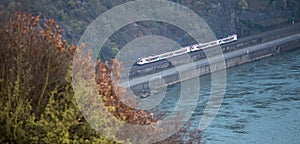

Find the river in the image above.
[{"left": 155, "top": 48, "right": 300, "bottom": 143}]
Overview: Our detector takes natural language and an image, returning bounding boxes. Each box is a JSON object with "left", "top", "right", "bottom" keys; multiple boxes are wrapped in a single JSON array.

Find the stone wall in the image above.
[{"left": 128, "top": 36, "right": 300, "bottom": 97}]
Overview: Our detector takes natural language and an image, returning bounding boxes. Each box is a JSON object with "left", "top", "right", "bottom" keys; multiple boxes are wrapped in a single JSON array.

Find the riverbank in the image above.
[{"left": 124, "top": 32, "right": 300, "bottom": 97}]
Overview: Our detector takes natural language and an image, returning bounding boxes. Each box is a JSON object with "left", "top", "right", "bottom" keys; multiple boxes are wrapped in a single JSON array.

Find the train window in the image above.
[{"left": 151, "top": 57, "right": 159, "bottom": 61}]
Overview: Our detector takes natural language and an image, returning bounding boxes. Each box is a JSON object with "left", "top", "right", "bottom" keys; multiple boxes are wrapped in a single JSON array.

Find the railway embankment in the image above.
[{"left": 121, "top": 23, "right": 300, "bottom": 97}]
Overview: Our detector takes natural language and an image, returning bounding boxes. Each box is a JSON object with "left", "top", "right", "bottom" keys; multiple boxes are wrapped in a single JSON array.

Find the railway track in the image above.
[{"left": 128, "top": 23, "right": 300, "bottom": 78}]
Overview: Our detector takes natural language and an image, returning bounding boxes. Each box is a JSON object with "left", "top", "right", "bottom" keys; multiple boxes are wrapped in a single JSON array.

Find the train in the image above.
[{"left": 136, "top": 34, "right": 238, "bottom": 65}]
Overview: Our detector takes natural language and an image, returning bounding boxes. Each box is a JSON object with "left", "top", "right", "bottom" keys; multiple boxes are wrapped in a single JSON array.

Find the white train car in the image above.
[{"left": 137, "top": 34, "right": 237, "bottom": 65}]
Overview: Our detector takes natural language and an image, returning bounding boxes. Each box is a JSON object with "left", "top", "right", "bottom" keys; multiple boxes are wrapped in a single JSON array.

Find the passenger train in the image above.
[{"left": 137, "top": 34, "right": 238, "bottom": 65}]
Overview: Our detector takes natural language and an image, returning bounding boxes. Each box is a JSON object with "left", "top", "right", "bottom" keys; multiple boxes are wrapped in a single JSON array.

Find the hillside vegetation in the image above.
[
  {"left": 1, "top": 0, "right": 299, "bottom": 39},
  {"left": 1, "top": 0, "right": 299, "bottom": 61}
]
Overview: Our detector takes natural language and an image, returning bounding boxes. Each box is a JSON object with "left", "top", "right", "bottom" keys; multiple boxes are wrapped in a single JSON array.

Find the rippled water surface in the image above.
[{"left": 157, "top": 49, "right": 300, "bottom": 143}]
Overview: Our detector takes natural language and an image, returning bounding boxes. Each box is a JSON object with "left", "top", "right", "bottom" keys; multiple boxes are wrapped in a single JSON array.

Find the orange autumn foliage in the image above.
[
  {"left": 0, "top": 12, "right": 76, "bottom": 115},
  {"left": 95, "top": 59, "right": 157, "bottom": 125}
]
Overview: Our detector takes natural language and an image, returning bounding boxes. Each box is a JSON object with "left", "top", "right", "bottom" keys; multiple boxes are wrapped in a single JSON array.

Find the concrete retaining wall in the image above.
[{"left": 128, "top": 37, "right": 300, "bottom": 97}]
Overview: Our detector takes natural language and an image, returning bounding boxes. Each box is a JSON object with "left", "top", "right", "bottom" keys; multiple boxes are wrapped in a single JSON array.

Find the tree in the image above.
[
  {"left": 0, "top": 12, "right": 113, "bottom": 143},
  {"left": 238, "top": 0, "right": 248, "bottom": 10},
  {"left": 111, "top": 47, "right": 120, "bottom": 57}
]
